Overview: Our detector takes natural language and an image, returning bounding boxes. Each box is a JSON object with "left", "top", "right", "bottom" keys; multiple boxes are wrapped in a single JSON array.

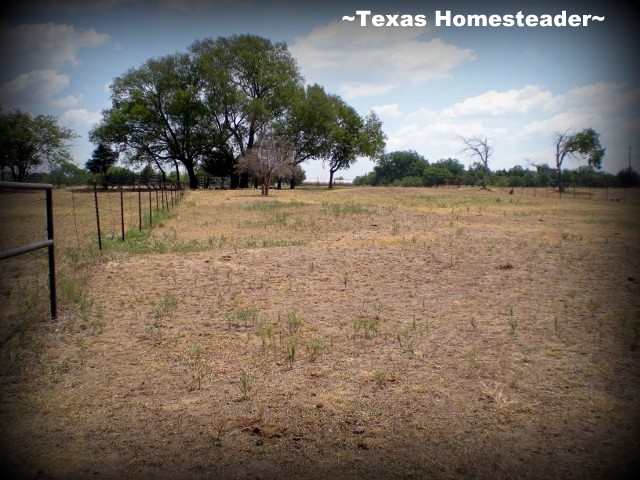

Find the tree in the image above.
[
  {"left": 85, "top": 143, "right": 118, "bottom": 188},
  {"left": 278, "top": 84, "right": 336, "bottom": 170},
  {"left": 0, "top": 108, "right": 76, "bottom": 182},
  {"left": 460, "top": 136, "right": 492, "bottom": 189},
  {"left": 373, "top": 150, "right": 429, "bottom": 185},
  {"left": 47, "top": 160, "right": 90, "bottom": 187},
  {"left": 616, "top": 167, "right": 639, "bottom": 187},
  {"left": 191, "top": 34, "right": 303, "bottom": 188},
  {"left": 552, "top": 128, "right": 605, "bottom": 192},
  {"left": 325, "top": 105, "right": 386, "bottom": 189},
  {"left": 90, "top": 52, "right": 213, "bottom": 189},
  {"left": 235, "top": 127, "right": 295, "bottom": 196}
]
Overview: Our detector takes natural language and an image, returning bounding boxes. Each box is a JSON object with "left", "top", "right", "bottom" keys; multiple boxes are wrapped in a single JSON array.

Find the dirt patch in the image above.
[{"left": 1, "top": 187, "right": 639, "bottom": 479}]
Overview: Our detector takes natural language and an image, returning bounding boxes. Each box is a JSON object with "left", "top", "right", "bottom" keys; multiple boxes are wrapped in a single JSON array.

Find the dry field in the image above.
[{"left": 1, "top": 186, "right": 639, "bottom": 479}]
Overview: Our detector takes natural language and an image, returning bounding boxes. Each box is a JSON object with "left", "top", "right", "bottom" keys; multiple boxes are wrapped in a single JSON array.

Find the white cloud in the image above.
[
  {"left": 443, "top": 85, "right": 563, "bottom": 118},
  {"left": 59, "top": 108, "right": 101, "bottom": 129},
  {"left": 338, "top": 83, "right": 396, "bottom": 99},
  {"left": 290, "top": 20, "right": 475, "bottom": 97},
  {"left": 0, "top": 22, "right": 109, "bottom": 72},
  {"left": 0, "top": 69, "right": 81, "bottom": 108},
  {"left": 372, "top": 103, "right": 403, "bottom": 119}
]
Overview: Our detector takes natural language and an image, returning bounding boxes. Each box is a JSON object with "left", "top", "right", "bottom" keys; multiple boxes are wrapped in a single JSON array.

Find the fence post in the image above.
[
  {"left": 93, "top": 182, "right": 102, "bottom": 251},
  {"left": 138, "top": 189, "right": 142, "bottom": 231},
  {"left": 149, "top": 190, "right": 153, "bottom": 228},
  {"left": 120, "top": 185, "right": 125, "bottom": 241},
  {"left": 45, "top": 187, "right": 57, "bottom": 320}
]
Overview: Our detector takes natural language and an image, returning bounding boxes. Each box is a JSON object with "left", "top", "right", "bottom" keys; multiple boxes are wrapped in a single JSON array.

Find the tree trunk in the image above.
[
  {"left": 557, "top": 169, "right": 564, "bottom": 193},
  {"left": 230, "top": 173, "right": 239, "bottom": 189},
  {"left": 328, "top": 169, "right": 335, "bottom": 189},
  {"left": 173, "top": 160, "right": 181, "bottom": 188},
  {"left": 239, "top": 172, "right": 249, "bottom": 189},
  {"left": 181, "top": 160, "right": 198, "bottom": 189},
  {"left": 290, "top": 176, "right": 296, "bottom": 189}
]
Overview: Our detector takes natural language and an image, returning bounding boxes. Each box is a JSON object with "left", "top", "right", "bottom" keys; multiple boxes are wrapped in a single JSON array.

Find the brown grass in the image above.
[{"left": 1, "top": 186, "right": 639, "bottom": 479}]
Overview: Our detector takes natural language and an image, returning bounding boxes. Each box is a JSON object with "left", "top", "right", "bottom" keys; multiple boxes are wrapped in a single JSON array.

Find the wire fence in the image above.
[
  {"left": 0, "top": 176, "right": 184, "bottom": 344},
  {"left": 486, "top": 184, "right": 636, "bottom": 202}
]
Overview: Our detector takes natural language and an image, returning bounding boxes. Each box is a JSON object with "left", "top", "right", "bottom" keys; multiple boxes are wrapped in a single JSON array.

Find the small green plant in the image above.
[
  {"left": 187, "top": 343, "right": 208, "bottom": 390},
  {"left": 145, "top": 322, "right": 163, "bottom": 342},
  {"left": 285, "top": 335, "right": 298, "bottom": 368},
  {"left": 286, "top": 311, "right": 302, "bottom": 335},
  {"left": 464, "top": 349, "right": 477, "bottom": 366},
  {"left": 391, "top": 219, "right": 400, "bottom": 236},
  {"left": 508, "top": 307, "right": 518, "bottom": 333},
  {"left": 554, "top": 316, "right": 560, "bottom": 334},
  {"left": 239, "top": 369, "right": 253, "bottom": 400},
  {"left": 395, "top": 327, "right": 409, "bottom": 346},
  {"left": 469, "top": 316, "right": 477, "bottom": 331},
  {"left": 306, "top": 337, "right": 325, "bottom": 361},
  {"left": 152, "top": 293, "right": 179, "bottom": 319},
  {"left": 342, "top": 272, "right": 349, "bottom": 290},
  {"left": 256, "top": 317, "right": 275, "bottom": 355},
  {"left": 225, "top": 307, "right": 259, "bottom": 329},
  {"left": 373, "top": 303, "right": 383, "bottom": 320},
  {"left": 353, "top": 317, "right": 378, "bottom": 340},
  {"left": 372, "top": 368, "right": 388, "bottom": 388}
]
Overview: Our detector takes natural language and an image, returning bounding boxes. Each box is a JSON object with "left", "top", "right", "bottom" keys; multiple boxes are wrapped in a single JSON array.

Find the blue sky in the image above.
[{"left": 1, "top": 0, "right": 638, "bottom": 180}]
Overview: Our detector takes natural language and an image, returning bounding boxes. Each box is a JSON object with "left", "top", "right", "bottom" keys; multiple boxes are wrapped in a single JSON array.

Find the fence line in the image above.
[
  {"left": 0, "top": 181, "right": 57, "bottom": 321},
  {"left": 92, "top": 180, "right": 184, "bottom": 250}
]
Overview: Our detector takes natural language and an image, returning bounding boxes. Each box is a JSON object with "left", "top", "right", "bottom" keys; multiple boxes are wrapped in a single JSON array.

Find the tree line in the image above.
[
  {"left": 353, "top": 150, "right": 639, "bottom": 189},
  {"left": 1, "top": 34, "right": 386, "bottom": 192},
  {"left": 1, "top": 34, "right": 636, "bottom": 192}
]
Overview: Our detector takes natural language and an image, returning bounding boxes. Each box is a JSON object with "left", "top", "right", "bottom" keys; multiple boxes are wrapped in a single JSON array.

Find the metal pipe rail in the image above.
[{"left": 0, "top": 181, "right": 57, "bottom": 319}]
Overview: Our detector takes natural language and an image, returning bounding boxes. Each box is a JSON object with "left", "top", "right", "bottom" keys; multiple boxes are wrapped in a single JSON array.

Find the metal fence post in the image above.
[
  {"left": 120, "top": 185, "right": 125, "bottom": 241},
  {"left": 45, "top": 187, "right": 57, "bottom": 320},
  {"left": 93, "top": 182, "right": 102, "bottom": 251}
]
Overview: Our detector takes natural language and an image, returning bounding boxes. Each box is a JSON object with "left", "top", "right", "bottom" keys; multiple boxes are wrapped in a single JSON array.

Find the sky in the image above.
[{"left": 1, "top": 0, "right": 638, "bottom": 181}]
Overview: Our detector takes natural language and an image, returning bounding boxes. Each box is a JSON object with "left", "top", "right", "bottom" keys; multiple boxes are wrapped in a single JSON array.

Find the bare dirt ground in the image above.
[{"left": 1, "top": 186, "right": 639, "bottom": 479}]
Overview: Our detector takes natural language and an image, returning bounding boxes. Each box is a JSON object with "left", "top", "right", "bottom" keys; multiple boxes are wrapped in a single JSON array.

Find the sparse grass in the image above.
[
  {"left": 353, "top": 317, "right": 378, "bottom": 340},
  {"left": 2, "top": 186, "right": 639, "bottom": 479},
  {"left": 285, "top": 311, "right": 302, "bottom": 335},
  {"left": 239, "top": 369, "right": 253, "bottom": 400},
  {"left": 322, "top": 200, "right": 375, "bottom": 216},
  {"left": 225, "top": 307, "right": 259, "bottom": 329},
  {"left": 285, "top": 334, "right": 298, "bottom": 368},
  {"left": 305, "top": 337, "right": 325, "bottom": 361},
  {"left": 152, "top": 293, "right": 179, "bottom": 319},
  {"left": 186, "top": 343, "right": 208, "bottom": 390}
]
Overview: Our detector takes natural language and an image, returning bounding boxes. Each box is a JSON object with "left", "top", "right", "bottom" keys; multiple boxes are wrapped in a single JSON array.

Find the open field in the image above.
[{"left": 1, "top": 186, "right": 639, "bottom": 479}]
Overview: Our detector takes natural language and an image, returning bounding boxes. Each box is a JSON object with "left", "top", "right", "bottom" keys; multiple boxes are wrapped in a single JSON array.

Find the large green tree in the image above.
[
  {"left": 553, "top": 128, "right": 605, "bottom": 192},
  {"left": 372, "top": 150, "right": 429, "bottom": 185},
  {"left": 190, "top": 34, "right": 303, "bottom": 188},
  {"left": 324, "top": 105, "right": 386, "bottom": 189},
  {"left": 90, "top": 52, "right": 212, "bottom": 189},
  {"left": 0, "top": 108, "right": 76, "bottom": 182},
  {"left": 85, "top": 143, "right": 118, "bottom": 188}
]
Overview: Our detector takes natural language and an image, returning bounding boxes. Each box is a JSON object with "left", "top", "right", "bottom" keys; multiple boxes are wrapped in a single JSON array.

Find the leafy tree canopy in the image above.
[{"left": 0, "top": 108, "right": 76, "bottom": 182}]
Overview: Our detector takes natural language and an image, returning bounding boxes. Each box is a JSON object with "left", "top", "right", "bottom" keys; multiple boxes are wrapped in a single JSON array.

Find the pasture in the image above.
[{"left": 1, "top": 186, "right": 639, "bottom": 479}]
